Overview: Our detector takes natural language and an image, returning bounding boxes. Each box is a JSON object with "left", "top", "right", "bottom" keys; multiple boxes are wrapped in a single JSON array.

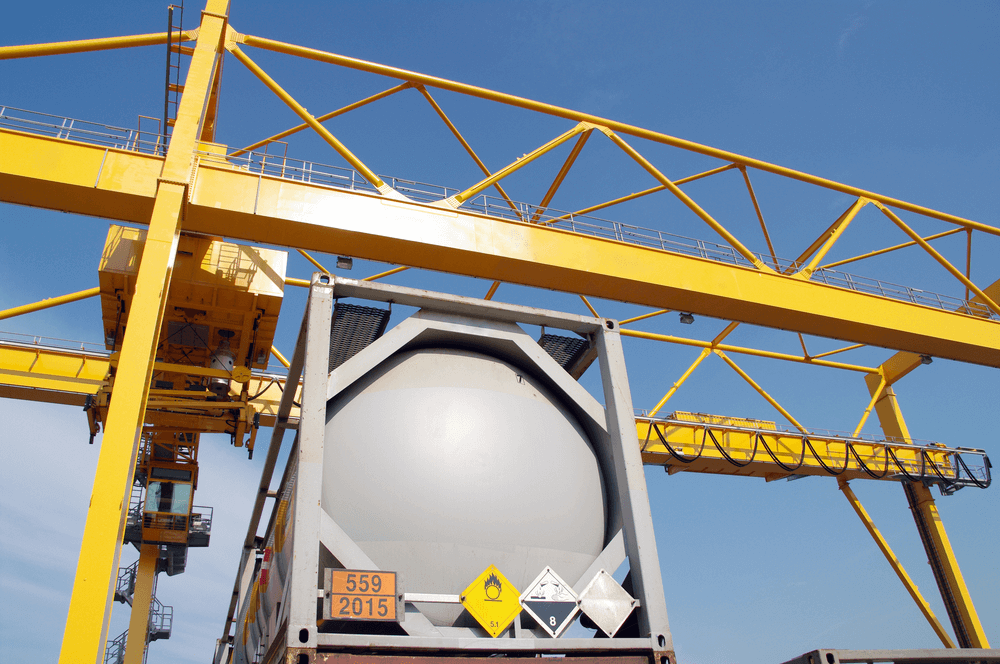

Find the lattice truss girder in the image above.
[{"left": 1, "top": 23, "right": 1000, "bottom": 368}]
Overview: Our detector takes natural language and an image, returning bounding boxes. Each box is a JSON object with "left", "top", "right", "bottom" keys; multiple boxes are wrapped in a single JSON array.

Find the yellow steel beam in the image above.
[
  {"left": 57, "top": 3, "right": 231, "bottom": 662},
  {"left": 0, "top": 286, "right": 100, "bottom": 321},
  {"left": 622, "top": 328, "right": 877, "bottom": 373},
  {"left": 3, "top": 334, "right": 975, "bottom": 493},
  {"left": 865, "top": 350, "right": 991, "bottom": 648},
  {"left": 0, "top": 31, "right": 195, "bottom": 60},
  {"left": 904, "top": 482, "right": 991, "bottom": 648},
  {"left": 416, "top": 85, "right": 522, "bottom": 216},
  {"left": 270, "top": 346, "right": 290, "bottom": 369},
  {"left": 531, "top": 129, "right": 592, "bottom": 223},
  {"left": 232, "top": 82, "right": 412, "bottom": 157},
  {"left": 237, "top": 32, "right": 999, "bottom": 235},
  {"left": 821, "top": 228, "right": 964, "bottom": 270},
  {"left": 838, "top": 481, "right": 955, "bottom": 648},
  {"left": 545, "top": 163, "right": 740, "bottom": 225},
  {"left": 225, "top": 43, "right": 390, "bottom": 193},
  {"left": 297, "top": 249, "right": 330, "bottom": 274},
  {"left": 646, "top": 322, "right": 739, "bottom": 417},
  {"left": 714, "top": 349, "right": 809, "bottom": 432},
  {"left": 875, "top": 203, "right": 1000, "bottom": 316},
  {"left": 871, "top": 279, "right": 1000, "bottom": 387},
  {"left": 363, "top": 265, "right": 409, "bottom": 281},
  {"left": 3, "top": 133, "right": 1000, "bottom": 366},
  {"left": 0, "top": 342, "right": 109, "bottom": 398},
  {"left": 123, "top": 543, "right": 159, "bottom": 664},
  {"left": 598, "top": 127, "right": 768, "bottom": 270},
  {"left": 636, "top": 413, "right": 970, "bottom": 484},
  {"left": 796, "top": 198, "right": 868, "bottom": 279},
  {"left": 445, "top": 122, "right": 591, "bottom": 207},
  {"left": 647, "top": 348, "right": 710, "bottom": 417},
  {"left": 619, "top": 309, "right": 671, "bottom": 325},
  {"left": 738, "top": 166, "right": 778, "bottom": 266}
]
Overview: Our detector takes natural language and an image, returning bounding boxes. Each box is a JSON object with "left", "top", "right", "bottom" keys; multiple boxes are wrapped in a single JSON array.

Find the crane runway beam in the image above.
[
  {"left": 2, "top": 129, "right": 999, "bottom": 367},
  {"left": 638, "top": 415, "right": 990, "bottom": 489},
  {"left": 1, "top": 337, "right": 986, "bottom": 490}
]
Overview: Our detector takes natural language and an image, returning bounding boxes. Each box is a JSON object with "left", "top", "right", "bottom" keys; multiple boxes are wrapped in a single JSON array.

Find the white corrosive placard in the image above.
[{"left": 519, "top": 566, "right": 579, "bottom": 637}]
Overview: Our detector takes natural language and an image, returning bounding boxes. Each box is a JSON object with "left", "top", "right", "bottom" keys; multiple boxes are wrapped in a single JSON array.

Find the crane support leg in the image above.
[
  {"left": 864, "top": 370, "right": 990, "bottom": 649},
  {"left": 56, "top": 2, "right": 230, "bottom": 663},
  {"left": 838, "top": 481, "right": 954, "bottom": 648},
  {"left": 124, "top": 543, "right": 160, "bottom": 664},
  {"left": 902, "top": 481, "right": 990, "bottom": 648}
]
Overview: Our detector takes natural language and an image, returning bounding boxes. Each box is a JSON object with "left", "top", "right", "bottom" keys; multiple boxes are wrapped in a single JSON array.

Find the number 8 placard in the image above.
[{"left": 323, "top": 569, "right": 398, "bottom": 622}]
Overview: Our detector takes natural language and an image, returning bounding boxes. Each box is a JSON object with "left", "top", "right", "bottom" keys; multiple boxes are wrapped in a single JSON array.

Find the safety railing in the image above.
[
  {"left": 114, "top": 560, "right": 139, "bottom": 605},
  {"left": 0, "top": 330, "right": 109, "bottom": 355},
  {"left": 1, "top": 105, "right": 166, "bottom": 154},
  {"left": 207, "top": 148, "right": 996, "bottom": 321},
  {"left": 148, "top": 596, "right": 173, "bottom": 641},
  {"left": 2, "top": 103, "right": 993, "bottom": 321},
  {"left": 189, "top": 506, "right": 213, "bottom": 537},
  {"left": 104, "top": 629, "right": 128, "bottom": 664}
]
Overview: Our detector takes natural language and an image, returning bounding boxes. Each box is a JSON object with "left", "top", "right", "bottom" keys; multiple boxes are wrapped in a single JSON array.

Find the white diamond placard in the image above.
[
  {"left": 578, "top": 569, "right": 636, "bottom": 637},
  {"left": 519, "top": 566, "right": 579, "bottom": 637}
]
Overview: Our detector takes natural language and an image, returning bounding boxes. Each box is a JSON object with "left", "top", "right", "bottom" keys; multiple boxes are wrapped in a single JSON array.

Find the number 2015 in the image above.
[{"left": 338, "top": 596, "right": 389, "bottom": 618}]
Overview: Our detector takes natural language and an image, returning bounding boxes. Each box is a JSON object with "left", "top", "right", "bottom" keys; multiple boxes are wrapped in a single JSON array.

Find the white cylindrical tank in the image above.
[{"left": 322, "top": 347, "right": 607, "bottom": 625}]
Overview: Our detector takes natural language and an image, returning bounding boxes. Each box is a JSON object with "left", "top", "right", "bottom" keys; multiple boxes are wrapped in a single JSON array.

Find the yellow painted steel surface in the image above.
[
  {"left": 906, "top": 482, "right": 991, "bottom": 648},
  {"left": 0, "top": 340, "right": 297, "bottom": 428},
  {"left": 4, "top": 135, "right": 997, "bottom": 365},
  {"left": 123, "top": 543, "right": 160, "bottom": 664},
  {"left": 0, "top": 342, "right": 109, "bottom": 403},
  {"left": 57, "top": 3, "right": 232, "bottom": 662},
  {"left": 865, "top": 365, "right": 991, "bottom": 648},
  {"left": 838, "top": 481, "right": 955, "bottom": 648},
  {"left": 99, "top": 224, "right": 286, "bottom": 370},
  {"left": 637, "top": 412, "right": 962, "bottom": 483}
]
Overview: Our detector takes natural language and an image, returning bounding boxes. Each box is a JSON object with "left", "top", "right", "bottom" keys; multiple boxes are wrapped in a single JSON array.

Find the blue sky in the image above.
[{"left": 1, "top": 1, "right": 998, "bottom": 663}]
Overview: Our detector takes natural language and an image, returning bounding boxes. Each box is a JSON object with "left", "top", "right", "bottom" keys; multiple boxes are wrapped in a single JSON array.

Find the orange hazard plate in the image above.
[{"left": 323, "top": 569, "right": 398, "bottom": 622}]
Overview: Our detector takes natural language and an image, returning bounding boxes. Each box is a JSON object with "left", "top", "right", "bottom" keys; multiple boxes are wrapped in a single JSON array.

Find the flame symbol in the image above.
[{"left": 484, "top": 573, "right": 502, "bottom": 600}]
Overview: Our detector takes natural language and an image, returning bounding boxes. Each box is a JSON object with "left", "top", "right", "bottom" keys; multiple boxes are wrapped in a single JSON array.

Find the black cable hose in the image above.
[
  {"left": 649, "top": 419, "right": 989, "bottom": 490},
  {"left": 756, "top": 432, "right": 807, "bottom": 472},
  {"left": 706, "top": 428, "right": 756, "bottom": 468},
  {"left": 955, "top": 453, "right": 991, "bottom": 489},
  {"left": 652, "top": 421, "right": 706, "bottom": 464},
  {"left": 921, "top": 450, "right": 951, "bottom": 484},
  {"left": 248, "top": 378, "right": 278, "bottom": 402},
  {"left": 804, "top": 437, "right": 851, "bottom": 475},
  {"left": 886, "top": 447, "right": 922, "bottom": 482},
  {"left": 848, "top": 443, "right": 891, "bottom": 480},
  {"left": 274, "top": 380, "right": 301, "bottom": 409}
]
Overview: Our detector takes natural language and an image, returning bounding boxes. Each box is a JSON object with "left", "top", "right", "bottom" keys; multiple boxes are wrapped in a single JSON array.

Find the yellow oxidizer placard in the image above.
[
  {"left": 325, "top": 569, "right": 397, "bottom": 621},
  {"left": 461, "top": 565, "right": 521, "bottom": 637}
]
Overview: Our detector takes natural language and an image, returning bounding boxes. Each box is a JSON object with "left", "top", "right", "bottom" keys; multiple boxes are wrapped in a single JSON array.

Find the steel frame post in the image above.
[
  {"left": 123, "top": 543, "right": 161, "bottom": 664},
  {"left": 595, "top": 321, "right": 674, "bottom": 660},
  {"left": 287, "top": 275, "right": 334, "bottom": 654},
  {"left": 865, "top": 372, "right": 990, "bottom": 648},
  {"left": 903, "top": 482, "right": 990, "bottom": 648},
  {"left": 57, "top": 3, "right": 229, "bottom": 662}
]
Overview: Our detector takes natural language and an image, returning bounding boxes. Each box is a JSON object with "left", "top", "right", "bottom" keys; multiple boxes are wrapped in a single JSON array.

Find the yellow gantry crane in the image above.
[{"left": 0, "top": 1, "right": 997, "bottom": 662}]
